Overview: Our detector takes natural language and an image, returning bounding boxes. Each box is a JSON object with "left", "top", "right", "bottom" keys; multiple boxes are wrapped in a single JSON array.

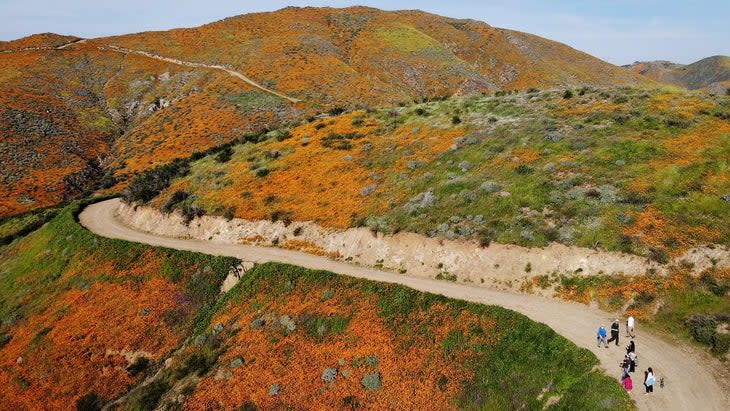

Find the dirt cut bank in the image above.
[{"left": 116, "top": 200, "right": 730, "bottom": 285}]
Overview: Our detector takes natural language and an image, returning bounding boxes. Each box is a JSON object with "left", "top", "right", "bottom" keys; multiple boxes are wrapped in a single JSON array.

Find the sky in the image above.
[{"left": 1, "top": 0, "right": 728, "bottom": 65}]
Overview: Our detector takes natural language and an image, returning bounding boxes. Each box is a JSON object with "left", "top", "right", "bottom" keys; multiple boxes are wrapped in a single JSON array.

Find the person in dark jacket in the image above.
[
  {"left": 626, "top": 340, "right": 635, "bottom": 354},
  {"left": 607, "top": 319, "right": 620, "bottom": 346}
]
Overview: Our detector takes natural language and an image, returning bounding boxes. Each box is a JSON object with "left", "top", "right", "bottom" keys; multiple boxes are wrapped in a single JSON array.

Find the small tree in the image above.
[{"left": 563, "top": 89, "right": 574, "bottom": 99}]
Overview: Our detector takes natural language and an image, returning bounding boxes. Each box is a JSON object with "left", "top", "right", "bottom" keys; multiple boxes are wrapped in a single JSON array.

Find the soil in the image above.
[{"left": 115, "top": 200, "right": 729, "bottom": 286}]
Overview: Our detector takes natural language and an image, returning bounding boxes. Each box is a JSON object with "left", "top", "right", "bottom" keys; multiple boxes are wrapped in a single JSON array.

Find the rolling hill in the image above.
[
  {"left": 0, "top": 6, "right": 650, "bottom": 218},
  {"left": 625, "top": 55, "right": 730, "bottom": 93}
]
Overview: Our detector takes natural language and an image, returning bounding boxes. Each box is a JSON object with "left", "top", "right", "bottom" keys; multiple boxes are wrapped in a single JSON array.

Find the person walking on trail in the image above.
[
  {"left": 620, "top": 355, "right": 630, "bottom": 379},
  {"left": 626, "top": 339, "right": 635, "bottom": 354},
  {"left": 608, "top": 319, "right": 620, "bottom": 346},
  {"left": 628, "top": 350, "right": 637, "bottom": 373},
  {"left": 597, "top": 324, "right": 608, "bottom": 348},
  {"left": 622, "top": 374, "right": 633, "bottom": 393},
  {"left": 627, "top": 315, "right": 635, "bottom": 338},
  {"left": 644, "top": 367, "right": 655, "bottom": 395}
]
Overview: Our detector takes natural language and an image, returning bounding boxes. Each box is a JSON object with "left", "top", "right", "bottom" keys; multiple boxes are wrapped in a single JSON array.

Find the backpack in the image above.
[{"left": 646, "top": 374, "right": 655, "bottom": 386}]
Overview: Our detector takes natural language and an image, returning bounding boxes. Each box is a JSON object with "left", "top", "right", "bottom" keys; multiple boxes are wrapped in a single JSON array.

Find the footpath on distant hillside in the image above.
[
  {"left": 79, "top": 199, "right": 730, "bottom": 411},
  {"left": 1, "top": 40, "right": 301, "bottom": 104}
]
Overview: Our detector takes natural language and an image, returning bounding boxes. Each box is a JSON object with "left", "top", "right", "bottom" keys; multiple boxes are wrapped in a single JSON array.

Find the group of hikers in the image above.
[{"left": 597, "top": 316, "right": 657, "bottom": 395}]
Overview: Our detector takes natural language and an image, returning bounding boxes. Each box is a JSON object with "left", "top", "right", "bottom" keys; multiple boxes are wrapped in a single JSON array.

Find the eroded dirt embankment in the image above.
[{"left": 116, "top": 202, "right": 730, "bottom": 284}]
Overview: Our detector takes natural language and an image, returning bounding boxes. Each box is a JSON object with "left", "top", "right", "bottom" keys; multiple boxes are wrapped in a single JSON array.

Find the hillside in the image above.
[
  {"left": 625, "top": 55, "right": 730, "bottom": 92},
  {"left": 130, "top": 87, "right": 730, "bottom": 261},
  {"left": 0, "top": 6, "right": 650, "bottom": 218},
  {"left": 0, "top": 202, "right": 632, "bottom": 410}
]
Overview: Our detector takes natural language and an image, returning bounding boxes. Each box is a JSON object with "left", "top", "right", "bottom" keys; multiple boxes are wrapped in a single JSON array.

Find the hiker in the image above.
[
  {"left": 626, "top": 339, "right": 635, "bottom": 354},
  {"left": 628, "top": 350, "right": 637, "bottom": 373},
  {"left": 627, "top": 315, "right": 635, "bottom": 338},
  {"left": 608, "top": 319, "right": 620, "bottom": 346},
  {"left": 644, "top": 367, "right": 655, "bottom": 394},
  {"left": 597, "top": 324, "right": 608, "bottom": 348},
  {"left": 620, "top": 355, "right": 630, "bottom": 378},
  {"left": 622, "top": 373, "right": 633, "bottom": 393}
]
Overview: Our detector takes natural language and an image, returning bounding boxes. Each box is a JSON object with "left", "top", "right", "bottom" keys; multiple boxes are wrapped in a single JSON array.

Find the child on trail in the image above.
[
  {"left": 627, "top": 315, "right": 635, "bottom": 338},
  {"left": 622, "top": 374, "right": 633, "bottom": 393},
  {"left": 608, "top": 319, "right": 620, "bottom": 346},
  {"left": 644, "top": 367, "right": 655, "bottom": 395},
  {"left": 597, "top": 325, "right": 608, "bottom": 348}
]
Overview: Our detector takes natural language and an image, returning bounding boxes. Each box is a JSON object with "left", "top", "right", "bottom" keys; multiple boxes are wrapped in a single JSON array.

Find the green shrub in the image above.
[
  {"left": 686, "top": 314, "right": 717, "bottom": 345},
  {"left": 215, "top": 146, "right": 234, "bottom": 163},
  {"left": 712, "top": 333, "right": 730, "bottom": 355},
  {"left": 123, "top": 159, "right": 190, "bottom": 203},
  {"left": 563, "top": 90, "right": 574, "bottom": 99},
  {"left": 451, "top": 115, "right": 462, "bottom": 125},
  {"left": 76, "top": 392, "right": 103, "bottom": 411},
  {"left": 162, "top": 190, "right": 189, "bottom": 213},
  {"left": 126, "top": 356, "right": 150, "bottom": 376}
]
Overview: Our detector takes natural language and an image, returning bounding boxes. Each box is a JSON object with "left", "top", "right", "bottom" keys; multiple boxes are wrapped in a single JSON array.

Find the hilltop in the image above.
[
  {"left": 625, "top": 55, "right": 730, "bottom": 93},
  {"left": 0, "top": 6, "right": 650, "bottom": 218}
]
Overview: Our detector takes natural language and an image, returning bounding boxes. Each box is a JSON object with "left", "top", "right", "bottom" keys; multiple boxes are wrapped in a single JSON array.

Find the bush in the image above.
[
  {"left": 451, "top": 115, "right": 462, "bottom": 125},
  {"left": 328, "top": 106, "right": 346, "bottom": 116},
  {"left": 123, "top": 159, "right": 190, "bottom": 204},
  {"left": 563, "top": 90, "right": 574, "bottom": 99},
  {"left": 162, "top": 190, "right": 189, "bottom": 213},
  {"left": 712, "top": 333, "right": 730, "bottom": 355},
  {"left": 321, "top": 132, "right": 361, "bottom": 150},
  {"left": 76, "top": 392, "right": 103, "bottom": 411},
  {"left": 686, "top": 314, "right": 717, "bottom": 345},
  {"left": 215, "top": 146, "right": 234, "bottom": 163},
  {"left": 181, "top": 204, "right": 205, "bottom": 224},
  {"left": 126, "top": 356, "right": 150, "bottom": 376}
]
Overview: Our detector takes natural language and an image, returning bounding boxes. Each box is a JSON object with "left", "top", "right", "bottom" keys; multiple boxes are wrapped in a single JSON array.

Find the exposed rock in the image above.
[
  {"left": 458, "top": 161, "right": 473, "bottom": 172},
  {"left": 269, "top": 384, "right": 281, "bottom": 396}
]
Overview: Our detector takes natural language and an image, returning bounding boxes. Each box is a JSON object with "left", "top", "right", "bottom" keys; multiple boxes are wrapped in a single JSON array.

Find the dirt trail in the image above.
[
  {"left": 79, "top": 199, "right": 729, "bottom": 411},
  {"left": 1, "top": 41, "right": 300, "bottom": 104},
  {"left": 101, "top": 45, "right": 301, "bottom": 103}
]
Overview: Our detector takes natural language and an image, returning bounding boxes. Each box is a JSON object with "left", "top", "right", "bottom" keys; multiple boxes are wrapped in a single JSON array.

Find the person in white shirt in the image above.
[{"left": 627, "top": 315, "right": 635, "bottom": 338}]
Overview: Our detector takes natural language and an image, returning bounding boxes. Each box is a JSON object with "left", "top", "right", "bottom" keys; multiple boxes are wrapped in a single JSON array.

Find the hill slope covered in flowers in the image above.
[{"left": 0, "top": 6, "right": 650, "bottom": 218}]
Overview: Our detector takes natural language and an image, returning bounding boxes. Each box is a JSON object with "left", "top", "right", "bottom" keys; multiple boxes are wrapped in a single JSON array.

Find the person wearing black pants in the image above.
[{"left": 608, "top": 319, "right": 620, "bottom": 346}]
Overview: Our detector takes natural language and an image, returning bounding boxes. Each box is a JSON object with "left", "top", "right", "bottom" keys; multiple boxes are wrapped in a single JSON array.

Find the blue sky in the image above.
[{"left": 1, "top": 0, "right": 728, "bottom": 65}]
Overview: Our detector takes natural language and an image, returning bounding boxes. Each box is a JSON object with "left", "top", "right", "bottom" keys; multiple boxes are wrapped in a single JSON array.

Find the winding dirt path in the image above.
[
  {"left": 1, "top": 41, "right": 300, "bottom": 103},
  {"left": 101, "top": 45, "right": 301, "bottom": 103},
  {"left": 80, "top": 199, "right": 729, "bottom": 411}
]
